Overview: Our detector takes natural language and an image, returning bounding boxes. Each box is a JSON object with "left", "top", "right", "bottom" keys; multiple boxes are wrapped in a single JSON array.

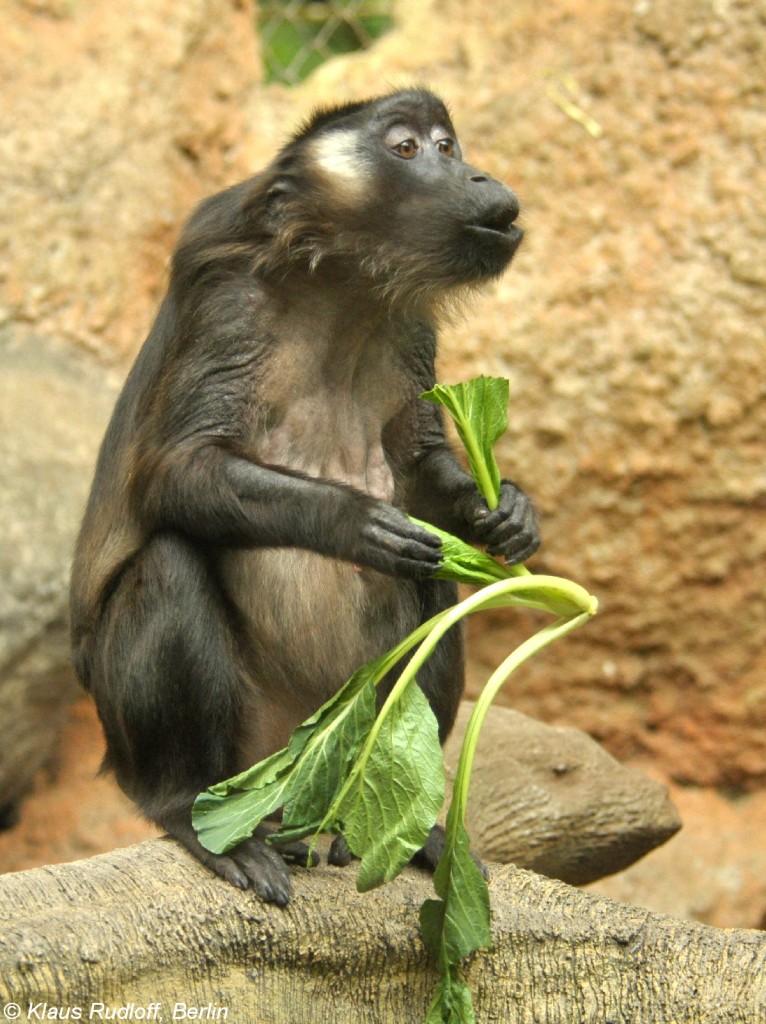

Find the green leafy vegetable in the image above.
[
  {"left": 420, "top": 811, "right": 490, "bottom": 1024},
  {"left": 192, "top": 375, "right": 598, "bottom": 1024},
  {"left": 419, "top": 609, "right": 595, "bottom": 1022},
  {"left": 416, "top": 377, "right": 596, "bottom": 1022},
  {"left": 421, "top": 376, "right": 509, "bottom": 510},
  {"left": 331, "top": 679, "right": 444, "bottom": 891},
  {"left": 410, "top": 517, "right": 523, "bottom": 585},
  {"left": 193, "top": 623, "right": 438, "bottom": 856}
]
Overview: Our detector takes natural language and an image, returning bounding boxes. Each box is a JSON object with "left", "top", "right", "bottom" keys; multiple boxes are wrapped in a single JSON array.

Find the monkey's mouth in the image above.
[{"left": 468, "top": 218, "right": 523, "bottom": 249}]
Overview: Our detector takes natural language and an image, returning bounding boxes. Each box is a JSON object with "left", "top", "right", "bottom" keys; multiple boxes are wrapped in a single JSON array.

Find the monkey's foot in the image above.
[
  {"left": 198, "top": 833, "right": 318, "bottom": 903},
  {"left": 411, "top": 824, "right": 489, "bottom": 880},
  {"left": 165, "top": 817, "right": 318, "bottom": 904},
  {"left": 209, "top": 838, "right": 293, "bottom": 902},
  {"left": 327, "top": 825, "right": 488, "bottom": 880},
  {"left": 327, "top": 834, "right": 355, "bottom": 867}
]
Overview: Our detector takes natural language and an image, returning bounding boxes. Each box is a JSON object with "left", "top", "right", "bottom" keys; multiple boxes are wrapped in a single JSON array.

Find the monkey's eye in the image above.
[
  {"left": 392, "top": 138, "right": 419, "bottom": 159},
  {"left": 436, "top": 137, "right": 456, "bottom": 157}
]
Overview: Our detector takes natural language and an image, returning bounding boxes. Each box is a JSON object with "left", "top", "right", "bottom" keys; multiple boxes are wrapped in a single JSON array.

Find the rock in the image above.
[
  {"left": 0, "top": 332, "right": 119, "bottom": 662},
  {"left": 589, "top": 776, "right": 766, "bottom": 931},
  {"left": 0, "top": 0, "right": 261, "bottom": 823},
  {"left": 0, "top": 0, "right": 261, "bottom": 359},
  {"left": 0, "top": 331, "right": 119, "bottom": 820},
  {"left": 0, "top": 621, "right": 79, "bottom": 830}
]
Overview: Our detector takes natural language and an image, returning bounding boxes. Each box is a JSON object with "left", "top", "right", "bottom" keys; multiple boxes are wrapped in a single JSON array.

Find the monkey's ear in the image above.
[
  {"left": 263, "top": 179, "right": 293, "bottom": 217},
  {"left": 244, "top": 171, "right": 294, "bottom": 235}
]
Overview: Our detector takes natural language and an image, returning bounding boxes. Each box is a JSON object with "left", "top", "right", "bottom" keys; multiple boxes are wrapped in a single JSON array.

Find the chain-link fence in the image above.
[{"left": 258, "top": 0, "right": 393, "bottom": 84}]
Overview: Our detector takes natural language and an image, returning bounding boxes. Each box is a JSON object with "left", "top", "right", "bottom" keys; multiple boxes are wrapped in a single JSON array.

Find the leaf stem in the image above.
[
  {"left": 457, "top": 411, "right": 500, "bottom": 510},
  {"left": 451, "top": 611, "right": 594, "bottom": 826},
  {"left": 320, "top": 577, "right": 595, "bottom": 841}
]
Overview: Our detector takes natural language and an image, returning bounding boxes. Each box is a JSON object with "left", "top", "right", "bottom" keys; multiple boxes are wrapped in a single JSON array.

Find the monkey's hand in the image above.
[
  {"left": 456, "top": 480, "right": 540, "bottom": 565},
  {"left": 353, "top": 502, "right": 444, "bottom": 579},
  {"left": 178, "top": 456, "right": 445, "bottom": 578}
]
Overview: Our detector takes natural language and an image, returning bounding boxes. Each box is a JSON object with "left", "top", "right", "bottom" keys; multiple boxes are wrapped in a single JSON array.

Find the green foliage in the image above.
[
  {"left": 420, "top": 812, "right": 491, "bottom": 990},
  {"left": 329, "top": 679, "right": 444, "bottom": 891},
  {"left": 258, "top": 1, "right": 393, "bottom": 85},
  {"left": 193, "top": 626, "right": 434, "bottom": 856}
]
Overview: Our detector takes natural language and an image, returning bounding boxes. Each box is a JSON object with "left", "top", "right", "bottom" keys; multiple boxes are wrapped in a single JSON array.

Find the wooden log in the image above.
[{"left": 0, "top": 839, "right": 763, "bottom": 1022}]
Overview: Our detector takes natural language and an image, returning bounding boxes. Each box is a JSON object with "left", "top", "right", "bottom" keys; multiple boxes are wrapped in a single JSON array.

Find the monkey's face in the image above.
[{"left": 273, "top": 90, "right": 523, "bottom": 303}]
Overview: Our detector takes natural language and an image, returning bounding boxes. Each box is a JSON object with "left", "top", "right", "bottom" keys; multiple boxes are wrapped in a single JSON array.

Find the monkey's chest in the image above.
[{"left": 255, "top": 396, "right": 398, "bottom": 502}]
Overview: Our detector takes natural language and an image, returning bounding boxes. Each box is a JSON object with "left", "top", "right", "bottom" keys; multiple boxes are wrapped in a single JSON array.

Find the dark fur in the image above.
[{"left": 70, "top": 89, "right": 539, "bottom": 903}]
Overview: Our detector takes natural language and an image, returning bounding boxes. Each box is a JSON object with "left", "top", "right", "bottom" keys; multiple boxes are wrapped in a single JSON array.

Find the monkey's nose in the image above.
[{"left": 465, "top": 171, "right": 520, "bottom": 222}]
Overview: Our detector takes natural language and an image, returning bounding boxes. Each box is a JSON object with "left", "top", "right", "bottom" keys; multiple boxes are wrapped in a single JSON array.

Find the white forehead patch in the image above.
[{"left": 310, "top": 130, "right": 367, "bottom": 192}]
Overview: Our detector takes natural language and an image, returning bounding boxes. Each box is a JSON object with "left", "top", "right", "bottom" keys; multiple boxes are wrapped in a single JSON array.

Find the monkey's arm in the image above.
[
  {"left": 133, "top": 443, "right": 443, "bottom": 580},
  {"left": 407, "top": 400, "right": 540, "bottom": 565}
]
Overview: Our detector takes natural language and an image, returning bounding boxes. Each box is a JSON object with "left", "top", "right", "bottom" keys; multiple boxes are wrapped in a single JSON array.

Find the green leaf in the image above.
[
  {"left": 337, "top": 680, "right": 444, "bottom": 891},
  {"left": 419, "top": 818, "right": 491, "bottom": 967},
  {"left": 193, "top": 650, "right": 390, "bottom": 854},
  {"left": 499, "top": 579, "right": 599, "bottom": 617},
  {"left": 192, "top": 745, "right": 301, "bottom": 855},
  {"left": 421, "top": 377, "right": 509, "bottom": 510},
  {"left": 280, "top": 675, "right": 377, "bottom": 833},
  {"left": 424, "top": 969, "right": 477, "bottom": 1024},
  {"left": 410, "top": 517, "right": 520, "bottom": 586},
  {"left": 419, "top": 811, "right": 489, "bottom": 1024},
  {"left": 413, "top": 516, "right": 596, "bottom": 620},
  {"left": 193, "top": 612, "right": 448, "bottom": 855}
]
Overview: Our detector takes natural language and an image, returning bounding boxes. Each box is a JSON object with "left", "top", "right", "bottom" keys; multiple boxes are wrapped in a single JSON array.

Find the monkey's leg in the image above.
[{"left": 89, "top": 532, "right": 309, "bottom": 904}]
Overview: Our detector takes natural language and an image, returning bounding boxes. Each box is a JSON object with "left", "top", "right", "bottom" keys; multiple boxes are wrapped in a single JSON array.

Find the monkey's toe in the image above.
[
  {"left": 270, "top": 837, "right": 320, "bottom": 868},
  {"left": 327, "top": 834, "right": 355, "bottom": 867},
  {"left": 224, "top": 837, "right": 294, "bottom": 905}
]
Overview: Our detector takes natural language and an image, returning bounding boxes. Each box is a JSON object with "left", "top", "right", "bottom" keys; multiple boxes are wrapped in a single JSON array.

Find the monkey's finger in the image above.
[
  {"left": 486, "top": 500, "right": 539, "bottom": 553},
  {"left": 270, "top": 839, "right": 320, "bottom": 868},
  {"left": 489, "top": 529, "right": 541, "bottom": 566},
  {"left": 368, "top": 505, "right": 443, "bottom": 549},
  {"left": 356, "top": 541, "right": 443, "bottom": 579},
  {"left": 364, "top": 542, "right": 442, "bottom": 576},
  {"left": 481, "top": 489, "right": 539, "bottom": 550},
  {"left": 481, "top": 510, "right": 535, "bottom": 549},
  {"left": 354, "top": 505, "right": 444, "bottom": 577},
  {"left": 364, "top": 512, "right": 443, "bottom": 565},
  {"left": 469, "top": 482, "right": 525, "bottom": 537}
]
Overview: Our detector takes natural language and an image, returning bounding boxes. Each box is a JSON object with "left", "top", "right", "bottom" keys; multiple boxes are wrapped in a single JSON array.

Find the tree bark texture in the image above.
[{"left": 1, "top": 839, "right": 764, "bottom": 1023}]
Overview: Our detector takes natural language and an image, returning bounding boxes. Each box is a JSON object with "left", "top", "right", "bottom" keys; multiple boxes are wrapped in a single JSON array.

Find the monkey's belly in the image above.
[{"left": 221, "top": 548, "right": 420, "bottom": 764}]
